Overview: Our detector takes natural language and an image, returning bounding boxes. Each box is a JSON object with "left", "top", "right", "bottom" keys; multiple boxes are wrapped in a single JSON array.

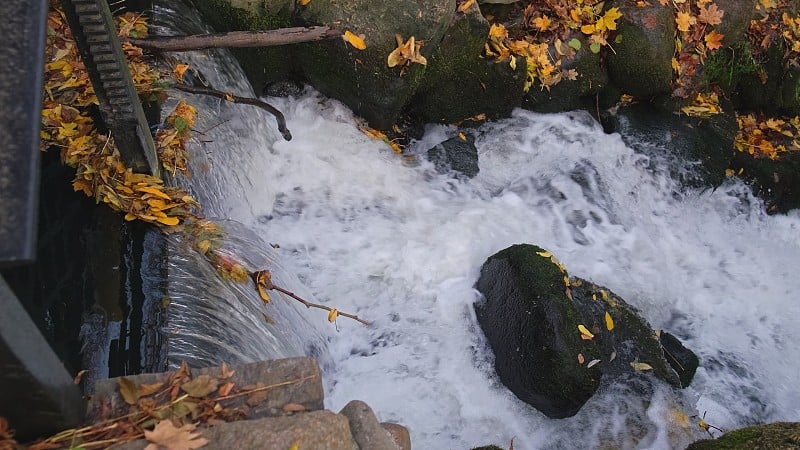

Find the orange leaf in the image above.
[
  {"left": 705, "top": 30, "right": 724, "bottom": 50},
  {"left": 458, "top": 0, "right": 476, "bottom": 13},
  {"left": 697, "top": 4, "right": 724, "bottom": 25},
  {"left": 173, "top": 64, "right": 189, "bottom": 81},
  {"left": 144, "top": 420, "right": 208, "bottom": 450},
  {"left": 342, "top": 30, "right": 366, "bottom": 50},
  {"left": 156, "top": 216, "right": 180, "bottom": 226},
  {"left": 675, "top": 12, "right": 695, "bottom": 32}
]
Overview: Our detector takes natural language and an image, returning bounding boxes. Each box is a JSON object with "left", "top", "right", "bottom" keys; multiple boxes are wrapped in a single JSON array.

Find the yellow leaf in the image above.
[
  {"left": 602, "top": 7, "right": 623, "bottom": 30},
  {"left": 458, "top": 132, "right": 467, "bottom": 141},
  {"left": 536, "top": 250, "right": 552, "bottom": 258},
  {"left": 457, "top": 0, "right": 476, "bottom": 13},
  {"left": 725, "top": 168, "right": 735, "bottom": 177},
  {"left": 630, "top": 362, "right": 653, "bottom": 371},
  {"left": 387, "top": 46, "right": 402, "bottom": 68},
  {"left": 489, "top": 24, "right": 508, "bottom": 39},
  {"left": 578, "top": 324, "right": 595, "bottom": 339},
  {"left": 137, "top": 186, "right": 172, "bottom": 200},
  {"left": 298, "top": 0, "right": 311, "bottom": 5},
  {"left": 289, "top": 440, "right": 301, "bottom": 450},
  {"left": 328, "top": 308, "right": 339, "bottom": 323},
  {"left": 156, "top": 216, "right": 180, "bottom": 226},
  {"left": 580, "top": 24, "right": 595, "bottom": 35},
  {"left": 342, "top": 30, "right": 366, "bottom": 50},
  {"left": 197, "top": 240, "right": 212, "bottom": 253},
  {"left": 173, "top": 63, "right": 190, "bottom": 81},
  {"left": 532, "top": 15, "right": 552, "bottom": 31},
  {"left": 676, "top": 12, "right": 695, "bottom": 32},
  {"left": 257, "top": 284, "right": 271, "bottom": 304},
  {"left": 605, "top": 311, "right": 614, "bottom": 331}
]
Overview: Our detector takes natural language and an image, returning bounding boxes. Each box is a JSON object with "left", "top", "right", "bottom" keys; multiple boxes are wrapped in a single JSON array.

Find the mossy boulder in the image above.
[
  {"left": 570, "top": 278, "right": 697, "bottom": 388},
  {"left": 192, "top": 0, "right": 295, "bottom": 90},
  {"left": 687, "top": 422, "right": 800, "bottom": 449},
  {"left": 606, "top": 0, "right": 675, "bottom": 98},
  {"left": 731, "top": 150, "right": 800, "bottom": 214},
  {"left": 524, "top": 34, "right": 608, "bottom": 113},
  {"left": 602, "top": 102, "right": 736, "bottom": 188},
  {"left": 474, "top": 244, "right": 602, "bottom": 419},
  {"left": 713, "top": 0, "right": 758, "bottom": 46},
  {"left": 294, "top": 0, "right": 454, "bottom": 129},
  {"left": 410, "top": 3, "right": 526, "bottom": 123},
  {"left": 475, "top": 245, "right": 699, "bottom": 418}
]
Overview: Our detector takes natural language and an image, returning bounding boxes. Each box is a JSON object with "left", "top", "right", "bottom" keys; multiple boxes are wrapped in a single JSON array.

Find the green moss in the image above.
[
  {"left": 687, "top": 422, "right": 800, "bottom": 449},
  {"left": 703, "top": 41, "right": 764, "bottom": 93}
]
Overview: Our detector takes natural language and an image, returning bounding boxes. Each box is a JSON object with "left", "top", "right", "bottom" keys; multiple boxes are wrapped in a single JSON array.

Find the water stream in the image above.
[{"left": 150, "top": 2, "right": 800, "bottom": 448}]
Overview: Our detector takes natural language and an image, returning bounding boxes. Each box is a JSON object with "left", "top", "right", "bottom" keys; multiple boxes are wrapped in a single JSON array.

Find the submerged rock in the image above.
[
  {"left": 687, "top": 422, "right": 800, "bottom": 449},
  {"left": 426, "top": 133, "right": 479, "bottom": 178},
  {"left": 475, "top": 244, "right": 699, "bottom": 418},
  {"left": 474, "top": 244, "right": 602, "bottom": 419}
]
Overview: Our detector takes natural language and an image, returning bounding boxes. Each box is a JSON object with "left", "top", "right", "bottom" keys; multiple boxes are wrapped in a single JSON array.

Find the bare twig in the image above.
[
  {"left": 272, "top": 284, "right": 372, "bottom": 326},
  {"left": 173, "top": 83, "right": 292, "bottom": 141},
  {"left": 127, "top": 26, "right": 341, "bottom": 52}
]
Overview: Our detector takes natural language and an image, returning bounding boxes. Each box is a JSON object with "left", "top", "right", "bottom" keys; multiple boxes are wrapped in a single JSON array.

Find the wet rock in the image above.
[
  {"left": 660, "top": 331, "right": 699, "bottom": 388},
  {"left": 295, "top": 0, "right": 453, "bottom": 129},
  {"left": 426, "top": 133, "right": 479, "bottom": 178},
  {"left": 606, "top": 0, "right": 675, "bottom": 98},
  {"left": 410, "top": 3, "right": 526, "bottom": 123},
  {"left": 263, "top": 80, "right": 305, "bottom": 98},
  {"left": 475, "top": 245, "right": 701, "bottom": 418},
  {"left": 340, "top": 400, "right": 399, "bottom": 450},
  {"left": 114, "top": 410, "right": 358, "bottom": 450},
  {"left": 570, "top": 278, "right": 695, "bottom": 388},
  {"left": 731, "top": 150, "right": 800, "bottom": 214},
  {"left": 192, "top": 0, "right": 294, "bottom": 90},
  {"left": 602, "top": 102, "right": 736, "bottom": 188},
  {"left": 474, "top": 244, "right": 602, "bottom": 418},
  {"left": 687, "top": 422, "right": 800, "bottom": 450}
]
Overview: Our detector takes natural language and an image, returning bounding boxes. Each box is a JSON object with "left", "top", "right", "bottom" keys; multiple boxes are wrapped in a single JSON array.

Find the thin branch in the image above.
[
  {"left": 173, "top": 83, "right": 292, "bottom": 141},
  {"left": 272, "top": 284, "right": 372, "bottom": 326},
  {"left": 127, "top": 26, "right": 341, "bottom": 52}
]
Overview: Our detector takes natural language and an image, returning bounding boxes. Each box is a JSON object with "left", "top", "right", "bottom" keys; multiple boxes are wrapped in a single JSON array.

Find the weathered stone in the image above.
[
  {"left": 426, "top": 133, "right": 479, "bottom": 178},
  {"left": 606, "top": 0, "right": 675, "bottom": 98},
  {"left": 731, "top": 149, "right": 800, "bottom": 214},
  {"left": 660, "top": 331, "right": 699, "bottom": 388},
  {"left": 570, "top": 278, "right": 690, "bottom": 388},
  {"left": 474, "top": 244, "right": 601, "bottom": 418},
  {"left": 687, "top": 422, "right": 800, "bottom": 450},
  {"left": 263, "top": 80, "right": 305, "bottom": 98},
  {"left": 295, "top": 0, "right": 454, "bottom": 129},
  {"left": 381, "top": 422, "right": 411, "bottom": 450},
  {"left": 192, "top": 0, "right": 295, "bottom": 90},
  {"left": 713, "top": 0, "right": 758, "bottom": 46},
  {"left": 340, "top": 400, "right": 399, "bottom": 450},
  {"left": 524, "top": 34, "right": 608, "bottom": 113},
  {"left": 411, "top": 4, "right": 526, "bottom": 123},
  {"left": 88, "top": 358, "right": 323, "bottom": 422},
  {"left": 602, "top": 102, "right": 736, "bottom": 188},
  {"left": 115, "top": 411, "right": 358, "bottom": 450}
]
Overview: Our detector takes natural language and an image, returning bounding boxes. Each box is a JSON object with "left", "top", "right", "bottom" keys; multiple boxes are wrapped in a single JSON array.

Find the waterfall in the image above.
[{"left": 147, "top": 2, "right": 800, "bottom": 448}]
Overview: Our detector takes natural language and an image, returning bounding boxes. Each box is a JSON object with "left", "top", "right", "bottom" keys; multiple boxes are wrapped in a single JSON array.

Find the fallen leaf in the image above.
[
  {"left": 605, "top": 311, "right": 614, "bottom": 331},
  {"left": 73, "top": 369, "right": 88, "bottom": 385},
  {"left": 218, "top": 382, "right": 235, "bottom": 397},
  {"left": 181, "top": 375, "right": 219, "bottom": 398},
  {"left": 535, "top": 250, "right": 552, "bottom": 258},
  {"left": 289, "top": 440, "right": 301, "bottom": 450},
  {"left": 118, "top": 377, "right": 140, "bottom": 405},
  {"left": 220, "top": 362, "right": 235, "bottom": 379},
  {"left": 577, "top": 353, "right": 585, "bottom": 364},
  {"left": 139, "top": 382, "right": 165, "bottom": 397},
  {"left": 587, "top": 359, "right": 601, "bottom": 368},
  {"left": 705, "top": 30, "right": 724, "bottom": 50},
  {"left": 173, "top": 64, "right": 190, "bottom": 81},
  {"left": 630, "top": 362, "right": 653, "bottom": 371},
  {"left": 675, "top": 11, "right": 695, "bottom": 32},
  {"left": 697, "top": 3, "right": 724, "bottom": 25},
  {"left": 144, "top": 420, "right": 208, "bottom": 450},
  {"left": 282, "top": 403, "right": 307, "bottom": 413},
  {"left": 457, "top": 0, "right": 476, "bottom": 13},
  {"left": 298, "top": 0, "right": 311, "bottom": 5},
  {"left": 578, "top": 324, "right": 595, "bottom": 339},
  {"left": 342, "top": 30, "right": 366, "bottom": 50},
  {"left": 328, "top": 308, "right": 339, "bottom": 323}
]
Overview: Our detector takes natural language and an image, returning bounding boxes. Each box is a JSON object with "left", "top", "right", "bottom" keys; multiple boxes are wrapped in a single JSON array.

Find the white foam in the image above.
[{"left": 237, "top": 91, "right": 800, "bottom": 448}]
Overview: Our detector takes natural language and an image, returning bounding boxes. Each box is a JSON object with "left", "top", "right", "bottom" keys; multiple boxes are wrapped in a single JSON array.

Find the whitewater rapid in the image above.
[{"left": 220, "top": 91, "right": 799, "bottom": 449}]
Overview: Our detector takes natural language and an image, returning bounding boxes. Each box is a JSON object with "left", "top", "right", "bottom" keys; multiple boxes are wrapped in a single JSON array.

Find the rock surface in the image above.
[
  {"left": 114, "top": 410, "right": 358, "bottom": 450},
  {"left": 474, "top": 244, "right": 601, "bottom": 418},
  {"left": 426, "top": 133, "right": 480, "bottom": 178},
  {"left": 687, "top": 422, "right": 800, "bottom": 450},
  {"left": 340, "top": 400, "right": 399, "bottom": 450}
]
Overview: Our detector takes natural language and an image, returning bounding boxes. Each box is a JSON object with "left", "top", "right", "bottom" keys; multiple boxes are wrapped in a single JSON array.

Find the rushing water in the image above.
[{"left": 151, "top": 3, "right": 800, "bottom": 448}]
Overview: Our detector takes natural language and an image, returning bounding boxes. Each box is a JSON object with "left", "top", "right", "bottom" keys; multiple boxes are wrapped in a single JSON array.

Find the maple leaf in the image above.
[
  {"left": 144, "top": 420, "right": 208, "bottom": 450},
  {"left": 697, "top": 4, "right": 724, "bottom": 25},
  {"left": 704, "top": 30, "right": 724, "bottom": 50},
  {"left": 532, "top": 15, "right": 552, "bottom": 31},
  {"left": 676, "top": 12, "right": 696, "bottom": 32}
]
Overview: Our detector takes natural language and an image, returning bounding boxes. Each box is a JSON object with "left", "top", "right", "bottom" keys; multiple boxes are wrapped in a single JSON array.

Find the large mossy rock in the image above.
[
  {"left": 687, "top": 422, "right": 800, "bottom": 449},
  {"left": 602, "top": 102, "right": 737, "bottom": 188},
  {"left": 606, "top": 1, "right": 675, "bottom": 98},
  {"left": 295, "top": 0, "right": 454, "bottom": 129},
  {"left": 731, "top": 150, "right": 800, "bottom": 214},
  {"left": 192, "top": 0, "right": 295, "bottom": 90},
  {"left": 410, "top": 3, "right": 526, "bottom": 123},
  {"left": 474, "top": 244, "right": 602, "bottom": 418},
  {"left": 475, "top": 244, "right": 699, "bottom": 418}
]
